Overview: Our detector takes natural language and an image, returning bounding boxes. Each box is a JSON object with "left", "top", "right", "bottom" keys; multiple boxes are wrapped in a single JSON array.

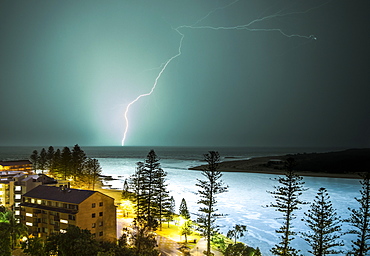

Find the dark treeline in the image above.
[
  {"left": 283, "top": 148, "right": 370, "bottom": 174},
  {"left": 29, "top": 145, "right": 101, "bottom": 189}
]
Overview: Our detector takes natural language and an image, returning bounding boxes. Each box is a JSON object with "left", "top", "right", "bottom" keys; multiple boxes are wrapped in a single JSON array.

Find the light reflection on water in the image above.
[{"left": 99, "top": 157, "right": 361, "bottom": 256}]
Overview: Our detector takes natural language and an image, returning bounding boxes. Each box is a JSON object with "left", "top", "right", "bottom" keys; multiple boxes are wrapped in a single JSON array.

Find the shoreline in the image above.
[{"left": 189, "top": 155, "right": 363, "bottom": 179}]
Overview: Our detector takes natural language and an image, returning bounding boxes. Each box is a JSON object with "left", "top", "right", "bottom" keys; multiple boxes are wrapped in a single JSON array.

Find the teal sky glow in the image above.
[{"left": 0, "top": 0, "right": 369, "bottom": 147}]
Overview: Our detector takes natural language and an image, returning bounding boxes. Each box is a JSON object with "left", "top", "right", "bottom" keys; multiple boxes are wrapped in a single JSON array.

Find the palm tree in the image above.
[
  {"left": 0, "top": 207, "right": 28, "bottom": 250},
  {"left": 227, "top": 224, "right": 247, "bottom": 244}
]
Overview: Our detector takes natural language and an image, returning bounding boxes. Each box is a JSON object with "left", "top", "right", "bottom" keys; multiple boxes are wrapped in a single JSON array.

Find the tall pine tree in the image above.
[
  {"left": 155, "top": 167, "right": 171, "bottom": 231},
  {"left": 179, "top": 198, "right": 191, "bottom": 219},
  {"left": 164, "top": 196, "right": 175, "bottom": 228},
  {"left": 346, "top": 173, "right": 370, "bottom": 256},
  {"left": 267, "top": 157, "right": 307, "bottom": 256},
  {"left": 301, "top": 187, "right": 343, "bottom": 255},
  {"left": 29, "top": 150, "right": 38, "bottom": 172},
  {"left": 71, "top": 144, "right": 87, "bottom": 181},
  {"left": 196, "top": 151, "right": 228, "bottom": 256},
  {"left": 46, "top": 146, "right": 55, "bottom": 171},
  {"left": 130, "top": 161, "right": 145, "bottom": 217},
  {"left": 60, "top": 147, "right": 72, "bottom": 180},
  {"left": 140, "top": 150, "right": 161, "bottom": 229},
  {"left": 130, "top": 150, "right": 170, "bottom": 231},
  {"left": 38, "top": 148, "right": 47, "bottom": 174}
]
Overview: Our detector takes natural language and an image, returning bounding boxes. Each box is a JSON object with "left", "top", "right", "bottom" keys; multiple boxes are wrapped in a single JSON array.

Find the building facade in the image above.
[
  {"left": 20, "top": 185, "right": 116, "bottom": 241},
  {"left": 0, "top": 160, "right": 33, "bottom": 174},
  {"left": 0, "top": 172, "right": 57, "bottom": 219}
]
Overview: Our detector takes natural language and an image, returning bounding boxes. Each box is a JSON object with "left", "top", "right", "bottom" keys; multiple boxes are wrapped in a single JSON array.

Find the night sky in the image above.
[{"left": 1, "top": 0, "right": 369, "bottom": 147}]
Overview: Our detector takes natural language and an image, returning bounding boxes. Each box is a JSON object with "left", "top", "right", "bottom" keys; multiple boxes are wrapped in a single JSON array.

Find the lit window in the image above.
[
  {"left": 15, "top": 186, "right": 21, "bottom": 191},
  {"left": 31, "top": 199, "right": 35, "bottom": 203},
  {"left": 15, "top": 203, "right": 20, "bottom": 207},
  {"left": 60, "top": 229, "right": 67, "bottom": 233},
  {"left": 92, "top": 223, "right": 96, "bottom": 228},
  {"left": 26, "top": 222, "right": 33, "bottom": 226},
  {"left": 0, "top": 191, "right": 3, "bottom": 195},
  {"left": 60, "top": 219, "right": 68, "bottom": 224},
  {"left": 26, "top": 213, "right": 33, "bottom": 217},
  {"left": 15, "top": 194, "right": 21, "bottom": 200},
  {"left": 15, "top": 210, "right": 20, "bottom": 215},
  {"left": 37, "top": 199, "right": 42, "bottom": 204}
]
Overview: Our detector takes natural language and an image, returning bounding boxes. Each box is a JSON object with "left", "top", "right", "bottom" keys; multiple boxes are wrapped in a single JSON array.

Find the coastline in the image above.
[{"left": 189, "top": 155, "right": 362, "bottom": 179}]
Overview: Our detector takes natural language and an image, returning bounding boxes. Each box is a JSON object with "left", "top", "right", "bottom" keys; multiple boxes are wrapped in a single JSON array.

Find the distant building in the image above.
[
  {"left": 20, "top": 185, "right": 116, "bottom": 242},
  {"left": 0, "top": 172, "right": 57, "bottom": 219},
  {"left": 0, "top": 160, "right": 33, "bottom": 174}
]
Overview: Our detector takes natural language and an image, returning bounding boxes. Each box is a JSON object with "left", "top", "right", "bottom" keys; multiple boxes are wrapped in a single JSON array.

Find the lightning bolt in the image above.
[
  {"left": 121, "top": 0, "right": 327, "bottom": 146},
  {"left": 121, "top": 30, "right": 185, "bottom": 146}
]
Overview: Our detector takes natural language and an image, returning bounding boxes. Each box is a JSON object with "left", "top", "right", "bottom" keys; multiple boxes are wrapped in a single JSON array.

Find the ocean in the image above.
[{"left": 0, "top": 146, "right": 361, "bottom": 255}]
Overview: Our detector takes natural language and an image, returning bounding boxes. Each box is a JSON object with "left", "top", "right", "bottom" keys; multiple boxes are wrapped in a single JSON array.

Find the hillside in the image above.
[{"left": 189, "top": 148, "right": 370, "bottom": 178}]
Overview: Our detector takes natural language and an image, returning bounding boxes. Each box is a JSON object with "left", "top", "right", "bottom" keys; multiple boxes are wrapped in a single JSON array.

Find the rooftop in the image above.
[
  {"left": 23, "top": 185, "right": 97, "bottom": 204},
  {"left": 0, "top": 160, "right": 32, "bottom": 166}
]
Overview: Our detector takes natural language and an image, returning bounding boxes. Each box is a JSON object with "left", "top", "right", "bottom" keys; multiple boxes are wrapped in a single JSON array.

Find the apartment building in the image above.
[
  {"left": 20, "top": 185, "right": 116, "bottom": 242},
  {"left": 0, "top": 160, "right": 33, "bottom": 173},
  {"left": 0, "top": 172, "right": 57, "bottom": 219}
]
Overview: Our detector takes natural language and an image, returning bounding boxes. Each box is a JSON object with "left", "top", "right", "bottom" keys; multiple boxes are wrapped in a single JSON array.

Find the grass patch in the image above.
[{"left": 156, "top": 222, "right": 202, "bottom": 245}]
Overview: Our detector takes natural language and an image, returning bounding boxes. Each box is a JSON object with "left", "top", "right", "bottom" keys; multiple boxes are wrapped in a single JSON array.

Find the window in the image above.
[
  {"left": 99, "top": 212, "right": 103, "bottom": 217},
  {"left": 26, "top": 213, "right": 33, "bottom": 217},
  {"left": 92, "top": 213, "right": 96, "bottom": 218},
  {"left": 92, "top": 223, "right": 96, "bottom": 228},
  {"left": 92, "top": 203, "right": 96, "bottom": 208},
  {"left": 69, "top": 204, "right": 77, "bottom": 210},
  {"left": 99, "top": 231, "right": 103, "bottom": 237},
  {"left": 60, "top": 219, "right": 68, "bottom": 224},
  {"left": 99, "top": 202, "right": 103, "bottom": 207},
  {"left": 68, "top": 215, "right": 76, "bottom": 221},
  {"left": 15, "top": 194, "right": 21, "bottom": 200},
  {"left": 15, "top": 186, "right": 21, "bottom": 191},
  {"left": 99, "top": 221, "right": 103, "bottom": 226}
]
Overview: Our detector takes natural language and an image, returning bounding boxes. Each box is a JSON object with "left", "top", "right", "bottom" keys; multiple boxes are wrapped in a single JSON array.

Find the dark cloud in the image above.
[{"left": 0, "top": 0, "right": 369, "bottom": 147}]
